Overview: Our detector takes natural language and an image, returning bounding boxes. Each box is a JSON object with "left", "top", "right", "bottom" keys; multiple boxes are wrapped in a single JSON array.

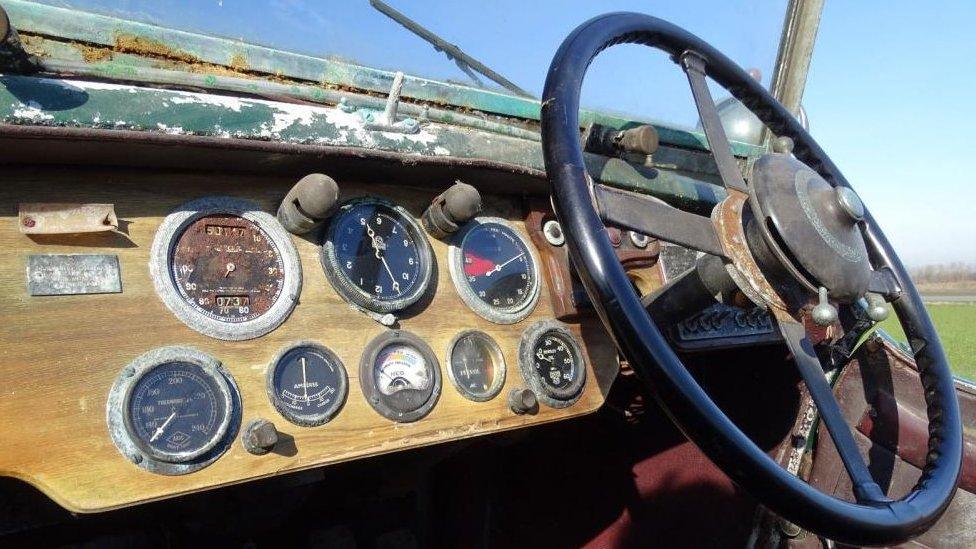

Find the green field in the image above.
[{"left": 876, "top": 302, "right": 976, "bottom": 382}]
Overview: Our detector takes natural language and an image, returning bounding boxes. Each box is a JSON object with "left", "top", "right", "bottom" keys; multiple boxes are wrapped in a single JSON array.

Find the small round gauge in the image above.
[
  {"left": 267, "top": 342, "right": 348, "bottom": 427},
  {"left": 150, "top": 197, "right": 302, "bottom": 341},
  {"left": 446, "top": 330, "right": 506, "bottom": 402},
  {"left": 360, "top": 331, "right": 441, "bottom": 422},
  {"left": 519, "top": 320, "right": 586, "bottom": 408},
  {"left": 321, "top": 198, "right": 433, "bottom": 314},
  {"left": 107, "top": 347, "right": 240, "bottom": 475},
  {"left": 449, "top": 217, "right": 540, "bottom": 324}
]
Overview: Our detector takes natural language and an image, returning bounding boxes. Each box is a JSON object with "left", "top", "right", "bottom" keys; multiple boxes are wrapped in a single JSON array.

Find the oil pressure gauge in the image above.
[
  {"left": 107, "top": 346, "right": 241, "bottom": 475},
  {"left": 519, "top": 320, "right": 586, "bottom": 408},
  {"left": 267, "top": 342, "right": 348, "bottom": 427},
  {"left": 360, "top": 330, "right": 441, "bottom": 422},
  {"left": 446, "top": 330, "right": 506, "bottom": 402},
  {"left": 150, "top": 197, "right": 302, "bottom": 341}
]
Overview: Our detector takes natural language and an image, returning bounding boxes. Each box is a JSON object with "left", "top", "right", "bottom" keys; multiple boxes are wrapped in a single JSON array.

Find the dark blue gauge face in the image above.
[
  {"left": 461, "top": 223, "right": 536, "bottom": 310},
  {"left": 332, "top": 203, "right": 424, "bottom": 302},
  {"left": 532, "top": 331, "right": 578, "bottom": 390},
  {"left": 271, "top": 345, "right": 345, "bottom": 424},
  {"left": 127, "top": 362, "right": 226, "bottom": 457}
]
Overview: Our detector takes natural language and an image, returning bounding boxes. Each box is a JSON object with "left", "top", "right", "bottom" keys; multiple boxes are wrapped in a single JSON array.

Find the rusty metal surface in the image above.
[
  {"left": 18, "top": 203, "right": 117, "bottom": 234},
  {"left": 26, "top": 253, "right": 122, "bottom": 296}
]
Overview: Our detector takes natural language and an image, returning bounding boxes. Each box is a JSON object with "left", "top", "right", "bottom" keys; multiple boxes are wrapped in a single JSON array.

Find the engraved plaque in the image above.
[{"left": 27, "top": 254, "right": 122, "bottom": 296}]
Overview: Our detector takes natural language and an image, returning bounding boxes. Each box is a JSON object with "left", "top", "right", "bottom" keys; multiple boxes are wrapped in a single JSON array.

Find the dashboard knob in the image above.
[
  {"left": 242, "top": 418, "right": 279, "bottom": 455},
  {"left": 421, "top": 181, "right": 482, "bottom": 238},
  {"left": 508, "top": 388, "right": 538, "bottom": 415},
  {"left": 277, "top": 173, "right": 340, "bottom": 234}
]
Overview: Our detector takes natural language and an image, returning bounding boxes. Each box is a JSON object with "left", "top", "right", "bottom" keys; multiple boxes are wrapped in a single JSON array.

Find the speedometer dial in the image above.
[
  {"left": 321, "top": 198, "right": 433, "bottom": 314},
  {"left": 360, "top": 331, "right": 441, "bottom": 422},
  {"left": 449, "top": 217, "right": 540, "bottom": 324},
  {"left": 150, "top": 197, "right": 302, "bottom": 341}
]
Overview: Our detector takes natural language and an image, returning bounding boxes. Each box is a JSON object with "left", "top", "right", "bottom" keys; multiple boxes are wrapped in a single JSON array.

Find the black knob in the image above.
[
  {"left": 242, "top": 418, "right": 279, "bottom": 455},
  {"left": 508, "top": 388, "right": 538, "bottom": 415},
  {"left": 421, "top": 181, "right": 482, "bottom": 238}
]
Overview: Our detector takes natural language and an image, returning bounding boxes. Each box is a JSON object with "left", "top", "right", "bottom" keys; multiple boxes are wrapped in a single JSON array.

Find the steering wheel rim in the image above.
[{"left": 540, "top": 12, "right": 962, "bottom": 547}]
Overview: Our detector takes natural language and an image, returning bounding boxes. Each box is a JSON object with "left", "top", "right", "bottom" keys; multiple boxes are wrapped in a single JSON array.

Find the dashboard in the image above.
[{"left": 0, "top": 167, "right": 626, "bottom": 512}]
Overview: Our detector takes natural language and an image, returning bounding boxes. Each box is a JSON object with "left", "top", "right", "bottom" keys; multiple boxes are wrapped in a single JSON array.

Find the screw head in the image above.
[{"left": 22, "top": 216, "right": 35, "bottom": 228}]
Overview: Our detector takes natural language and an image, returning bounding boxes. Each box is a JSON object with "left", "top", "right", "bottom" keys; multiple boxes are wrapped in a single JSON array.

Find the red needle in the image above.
[{"left": 463, "top": 253, "right": 496, "bottom": 277}]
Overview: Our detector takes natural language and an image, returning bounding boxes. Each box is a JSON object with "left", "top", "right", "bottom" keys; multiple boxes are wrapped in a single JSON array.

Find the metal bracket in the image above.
[{"left": 361, "top": 71, "right": 420, "bottom": 134}]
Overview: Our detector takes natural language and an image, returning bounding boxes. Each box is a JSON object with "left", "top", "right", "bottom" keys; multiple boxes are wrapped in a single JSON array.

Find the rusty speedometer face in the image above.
[
  {"left": 171, "top": 214, "right": 284, "bottom": 323},
  {"left": 151, "top": 197, "right": 302, "bottom": 341}
]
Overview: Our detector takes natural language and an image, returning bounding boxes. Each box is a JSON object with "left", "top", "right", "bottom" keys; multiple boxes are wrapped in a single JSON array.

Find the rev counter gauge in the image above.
[
  {"left": 150, "top": 197, "right": 302, "bottom": 341},
  {"left": 267, "top": 342, "right": 348, "bottom": 427},
  {"left": 519, "top": 320, "right": 586, "bottom": 408},
  {"left": 446, "top": 330, "right": 506, "bottom": 402},
  {"left": 107, "top": 346, "right": 241, "bottom": 475},
  {"left": 321, "top": 198, "right": 433, "bottom": 315},
  {"left": 360, "top": 330, "right": 441, "bottom": 422},
  {"left": 448, "top": 217, "right": 540, "bottom": 324}
]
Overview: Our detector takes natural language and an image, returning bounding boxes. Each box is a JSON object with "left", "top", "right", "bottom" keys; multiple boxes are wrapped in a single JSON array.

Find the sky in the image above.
[{"left": 34, "top": 0, "right": 976, "bottom": 266}]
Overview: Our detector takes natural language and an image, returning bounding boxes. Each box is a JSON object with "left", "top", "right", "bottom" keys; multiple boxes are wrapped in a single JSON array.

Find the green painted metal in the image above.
[
  {"left": 0, "top": 74, "right": 724, "bottom": 209},
  {"left": 2, "top": 0, "right": 762, "bottom": 158}
]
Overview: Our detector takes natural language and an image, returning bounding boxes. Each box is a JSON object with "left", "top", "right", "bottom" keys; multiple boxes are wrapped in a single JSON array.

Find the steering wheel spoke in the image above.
[
  {"left": 592, "top": 183, "right": 726, "bottom": 257},
  {"left": 679, "top": 51, "right": 749, "bottom": 193},
  {"left": 776, "top": 317, "right": 888, "bottom": 504}
]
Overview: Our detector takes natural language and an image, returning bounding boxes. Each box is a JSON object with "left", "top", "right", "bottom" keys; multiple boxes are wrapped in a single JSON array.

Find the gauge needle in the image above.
[
  {"left": 224, "top": 262, "right": 236, "bottom": 278},
  {"left": 300, "top": 356, "right": 309, "bottom": 400},
  {"left": 485, "top": 253, "right": 524, "bottom": 276},
  {"left": 150, "top": 410, "right": 177, "bottom": 442}
]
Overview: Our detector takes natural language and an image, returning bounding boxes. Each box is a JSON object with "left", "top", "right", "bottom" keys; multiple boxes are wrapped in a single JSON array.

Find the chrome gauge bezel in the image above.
[
  {"left": 360, "top": 330, "right": 441, "bottom": 422},
  {"left": 320, "top": 197, "right": 434, "bottom": 314},
  {"left": 266, "top": 341, "right": 349, "bottom": 427},
  {"left": 445, "top": 330, "right": 506, "bottom": 402},
  {"left": 448, "top": 216, "right": 541, "bottom": 324},
  {"left": 518, "top": 320, "right": 587, "bottom": 408},
  {"left": 106, "top": 346, "right": 241, "bottom": 476},
  {"left": 149, "top": 196, "right": 303, "bottom": 341}
]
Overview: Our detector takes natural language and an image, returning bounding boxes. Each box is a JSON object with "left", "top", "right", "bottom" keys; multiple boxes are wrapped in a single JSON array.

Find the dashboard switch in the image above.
[
  {"left": 508, "top": 388, "right": 539, "bottom": 415},
  {"left": 242, "top": 419, "right": 279, "bottom": 455},
  {"left": 277, "top": 173, "right": 340, "bottom": 235}
]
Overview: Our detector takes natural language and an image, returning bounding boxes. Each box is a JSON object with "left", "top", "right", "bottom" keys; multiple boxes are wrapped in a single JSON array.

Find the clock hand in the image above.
[{"left": 380, "top": 255, "right": 401, "bottom": 293}]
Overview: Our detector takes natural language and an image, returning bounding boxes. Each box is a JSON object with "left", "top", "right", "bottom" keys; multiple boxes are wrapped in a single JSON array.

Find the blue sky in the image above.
[{"left": 37, "top": 1, "right": 975, "bottom": 266}]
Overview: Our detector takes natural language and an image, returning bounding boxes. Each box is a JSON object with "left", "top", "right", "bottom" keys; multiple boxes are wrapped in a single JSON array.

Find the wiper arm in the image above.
[{"left": 370, "top": 0, "right": 533, "bottom": 98}]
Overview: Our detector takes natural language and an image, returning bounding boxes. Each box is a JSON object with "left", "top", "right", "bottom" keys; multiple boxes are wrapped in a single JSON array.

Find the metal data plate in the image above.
[{"left": 27, "top": 254, "right": 122, "bottom": 296}]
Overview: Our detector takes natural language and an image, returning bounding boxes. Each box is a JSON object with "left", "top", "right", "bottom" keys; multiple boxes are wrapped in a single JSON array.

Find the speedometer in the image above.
[
  {"left": 321, "top": 198, "right": 433, "bottom": 314},
  {"left": 150, "top": 197, "right": 302, "bottom": 341},
  {"left": 448, "top": 217, "right": 540, "bottom": 324}
]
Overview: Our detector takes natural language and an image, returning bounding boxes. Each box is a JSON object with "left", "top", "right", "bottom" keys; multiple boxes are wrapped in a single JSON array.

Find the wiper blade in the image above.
[{"left": 370, "top": 0, "right": 533, "bottom": 98}]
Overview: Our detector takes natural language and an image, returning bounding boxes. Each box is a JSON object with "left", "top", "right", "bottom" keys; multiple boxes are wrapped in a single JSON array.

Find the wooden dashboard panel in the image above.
[{"left": 0, "top": 167, "right": 617, "bottom": 513}]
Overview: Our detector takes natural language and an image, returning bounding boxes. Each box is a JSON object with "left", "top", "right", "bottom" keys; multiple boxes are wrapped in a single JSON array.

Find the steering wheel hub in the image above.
[{"left": 751, "top": 153, "right": 872, "bottom": 302}]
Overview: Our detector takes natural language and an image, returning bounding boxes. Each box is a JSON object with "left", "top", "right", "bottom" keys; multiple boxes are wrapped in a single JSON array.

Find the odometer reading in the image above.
[
  {"left": 518, "top": 321, "right": 586, "bottom": 408},
  {"left": 449, "top": 217, "right": 539, "bottom": 324},
  {"left": 171, "top": 214, "right": 285, "bottom": 323},
  {"left": 268, "top": 343, "right": 348, "bottom": 427},
  {"left": 128, "top": 362, "right": 226, "bottom": 459},
  {"left": 322, "top": 199, "right": 432, "bottom": 314}
]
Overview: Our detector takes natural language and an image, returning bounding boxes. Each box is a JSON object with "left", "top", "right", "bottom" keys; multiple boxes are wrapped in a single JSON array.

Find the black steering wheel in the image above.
[{"left": 540, "top": 13, "right": 962, "bottom": 547}]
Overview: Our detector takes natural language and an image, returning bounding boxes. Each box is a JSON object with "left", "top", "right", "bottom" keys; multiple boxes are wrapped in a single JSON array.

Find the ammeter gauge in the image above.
[
  {"left": 446, "top": 330, "right": 506, "bottom": 401},
  {"left": 360, "top": 330, "right": 441, "bottom": 422},
  {"left": 150, "top": 197, "right": 302, "bottom": 340},
  {"left": 107, "top": 346, "right": 240, "bottom": 475},
  {"left": 448, "top": 217, "right": 540, "bottom": 324},
  {"left": 320, "top": 198, "right": 433, "bottom": 314},
  {"left": 267, "top": 342, "right": 348, "bottom": 427},
  {"left": 518, "top": 320, "right": 586, "bottom": 408}
]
